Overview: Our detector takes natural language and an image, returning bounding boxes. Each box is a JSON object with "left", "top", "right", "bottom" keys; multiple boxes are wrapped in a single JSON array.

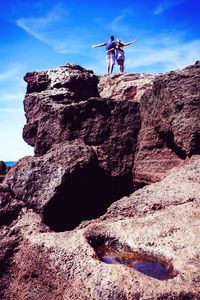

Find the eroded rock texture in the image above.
[
  {"left": 0, "top": 158, "right": 200, "bottom": 299},
  {"left": 5, "top": 140, "right": 133, "bottom": 231},
  {"left": 23, "top": 64, "right": 99, "bottom": 152},
  {"left": 22, "top": 65, "right": 140, "bottom": 181},
  {"left": 134, "top": 61, "right": 200, "bottom": 184},
  {"left": 0, "top": 62, "right": 200, "bottom": 299},
  {"left": 98, "top": 73, "right": 156, "bottom": 102},
  {"left": 16, "top": 64, "right": 144, "bottom": 232}
]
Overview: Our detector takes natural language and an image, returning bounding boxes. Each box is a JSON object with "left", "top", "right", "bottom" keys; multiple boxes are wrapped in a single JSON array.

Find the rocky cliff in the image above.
[{"left": 0, "top": 62, "right": 200, "bottom": 299}]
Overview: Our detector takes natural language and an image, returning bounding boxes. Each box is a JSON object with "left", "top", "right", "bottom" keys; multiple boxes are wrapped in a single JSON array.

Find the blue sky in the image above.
[{"left": 0, "top": 0, "right": 200, "bottom": 161}]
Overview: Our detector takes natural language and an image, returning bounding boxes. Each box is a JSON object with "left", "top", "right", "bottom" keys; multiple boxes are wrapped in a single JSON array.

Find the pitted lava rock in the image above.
[
  {"left": 0, "top": 62, "right": 200, "bottom": 299},
  {"left": 134, "top": 61, "right": 200, "bottom": 184}
]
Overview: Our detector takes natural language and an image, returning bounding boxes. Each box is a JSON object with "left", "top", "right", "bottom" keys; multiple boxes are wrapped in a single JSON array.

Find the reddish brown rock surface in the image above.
[
  {"left": 22, "top": 64, "right": 141, "bottom": 201},
  {"left": 23, "top": 64, "right": 99, "bottom": 151},
  {"left": 0, "top": 184, "right": 23, "bottom": 227},
  {"left": 0, "top": 62, "right": 200, "bottom": 299},
  {"left": 4, "top": 140, "right": 133, "bottom": 232},
  {"left": 134, "top": 61, "right": 200, "bottom": 184},
  {"left": 98, "top": 72, "right": 156, "bottom": 102},
  {"left": 22, "top": 62, "right": 200, "bottom": 186},
  {"left": 0, "top": 157, "right": 200, "bottom": 299}
]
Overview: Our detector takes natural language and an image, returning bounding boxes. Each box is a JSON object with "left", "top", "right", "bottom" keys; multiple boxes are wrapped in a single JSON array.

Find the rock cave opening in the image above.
[
  {"left": 87, "top": 235, "right": 177, "bottom": 281},
  {"left": 42, "top": 163, "right": 134, "bottom": 232}
]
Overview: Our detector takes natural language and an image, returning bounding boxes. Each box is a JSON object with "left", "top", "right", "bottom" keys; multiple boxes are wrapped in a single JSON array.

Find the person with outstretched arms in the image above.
[
  {"left": 92, "top": 36, "right": 117, "bottom": 74},
  {"left": 115, "top": 39, "right": 137, "bottom": 73}
]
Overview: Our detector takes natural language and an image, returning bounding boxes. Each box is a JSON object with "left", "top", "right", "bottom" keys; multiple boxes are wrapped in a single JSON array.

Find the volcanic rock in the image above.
[
  {"left": 0, "top": 157, "right": 199, "bottom": 299},
  {"left": 4, "top": 140, "right": 116, "bottom": 231},
  {"left": 22, "top": 64, "right": 141, "bottom": 198},
  {"left": 98, "top": 72, "right": 156, "bottom": 102},
  {"left": 0, "top": 62, "right": 200, "bottom": 299},
  {"left": 4, "top": 139, "right": 139, "bottom": 232},
  {"left": 24, "top": 64, "right": 98, "bottom": 98},
  {"left": 23, "top": 64, "right": 99, "bottom": 149},
  {"left": 23, "top": 62, "right": 200, "bottom": 187},
  {"left": 134, "top": 61, "right": 200, "bottom": 184},
  {"left": 0, "top": 184, "right": 23, "bottom": 226}
]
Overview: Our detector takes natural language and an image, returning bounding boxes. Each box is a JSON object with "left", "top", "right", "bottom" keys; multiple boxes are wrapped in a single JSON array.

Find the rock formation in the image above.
[
  {"left": 0, "top": 161, "right": 6, "bottom": 175},
  {"left": 98, "top": 72, "right": 156, "bottom": 102},
  {"left": 1, "top": 156, "right": 200, "bottom": 299},
  {"left": 0, "top": 161, "right": 7, "bottom": 183},
  {"left": 0, "top": 62, "right": 200, "bottom": 299},
  {"left": 134, "top": 62, "right": 200, "bottom": 184}
]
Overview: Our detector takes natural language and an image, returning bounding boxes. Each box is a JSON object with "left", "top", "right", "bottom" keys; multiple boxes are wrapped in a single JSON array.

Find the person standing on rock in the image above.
[
  {"left": 115, "top": 38, "right": 137, "bottom": 74},
  {"left": 91, "top": 36, "right": 117, "bottom": 74}
]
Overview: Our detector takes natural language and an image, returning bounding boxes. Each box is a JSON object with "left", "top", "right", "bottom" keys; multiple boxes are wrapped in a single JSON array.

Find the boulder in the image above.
[
  {"left": 23, "top": 64, "right": 99, "bottom": 150},
  {"left": 4, "top": 141, "right": 108, "bottom": 231},
  {"left": 24, "top": 64, "right": 99, "bottom": 98},
  {"left": 4, "top": 140, "right": 135, "bottom": 232},
  {"left": 22, "top": 66, "right": 141, "bottom": 189}
]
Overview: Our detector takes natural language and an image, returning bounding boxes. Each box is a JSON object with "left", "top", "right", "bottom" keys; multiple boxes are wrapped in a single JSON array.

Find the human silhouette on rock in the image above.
[
  {"left": 92, "top": 36, "right": 117, "bottom": 74},
  {"left": 115, "top": 38, "right": 137, "bottom": 74}
]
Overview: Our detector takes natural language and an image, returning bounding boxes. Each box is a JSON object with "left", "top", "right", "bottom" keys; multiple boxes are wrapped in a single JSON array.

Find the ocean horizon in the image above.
[{"left": 5, "top": 161, "right": 16, "bottom": 167}]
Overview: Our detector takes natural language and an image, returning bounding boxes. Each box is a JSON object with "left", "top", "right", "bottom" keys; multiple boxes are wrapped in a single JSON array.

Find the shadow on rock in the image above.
[{"left": 43, "top": 163, "right": 133, "bottom": 232}]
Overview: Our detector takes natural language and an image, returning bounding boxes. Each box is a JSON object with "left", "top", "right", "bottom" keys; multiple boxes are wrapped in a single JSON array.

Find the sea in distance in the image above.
[{"left": 5, "top": 161, "right": 16, "bottom": 167}]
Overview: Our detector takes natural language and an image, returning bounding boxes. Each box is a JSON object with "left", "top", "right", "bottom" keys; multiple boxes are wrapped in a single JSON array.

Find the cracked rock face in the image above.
[{"left": 134, "top": 61, "right": 200, "bottom": 184}]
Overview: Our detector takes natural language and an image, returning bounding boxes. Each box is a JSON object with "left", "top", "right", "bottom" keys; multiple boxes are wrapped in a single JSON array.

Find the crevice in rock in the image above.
[
  {"left": 0, "top": 203, "right": 23, "bottom": 227},
  {"left": 189, "top": 131, "right": 200, "bottom": 156},
  {"left": 42, "top": 162, "right": 134, "bottom": 232},
  {"left": 157, "top": 130, "right": 187, "bottom": 159},
  {"left": 86, "top": 235, "right": 177, "bottom": 281}
]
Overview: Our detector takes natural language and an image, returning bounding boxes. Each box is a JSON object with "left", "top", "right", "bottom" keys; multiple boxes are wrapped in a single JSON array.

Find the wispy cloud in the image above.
[
  {"left": 17, "top": 3, "right": 67, "bottom": 34},
  {"left": 94, "top": 9, "right": 132, "bottom": 37},
  {"left": 0, "top": 92, "right": 25, "bottom": 102},
  {"left": 87, "top": 32, "right": 200, "bottom": 75},
  {"left": 109, "top": 14, "right": 131, "bottom": 35},
  {"left": 125, "top": 37, "right": 200, "bottom": 72},
  {"left": 154, "top": 0, "right": 186, "bottom": 14},
  {"left": 0, "top": 108, "right": 23, "bottom": 113},
  {"left": 16, "top": 4, "right": 86, "bottom": 55},
  {"left": 0, "top": 66, "right": 22, "bottom": 82}
]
